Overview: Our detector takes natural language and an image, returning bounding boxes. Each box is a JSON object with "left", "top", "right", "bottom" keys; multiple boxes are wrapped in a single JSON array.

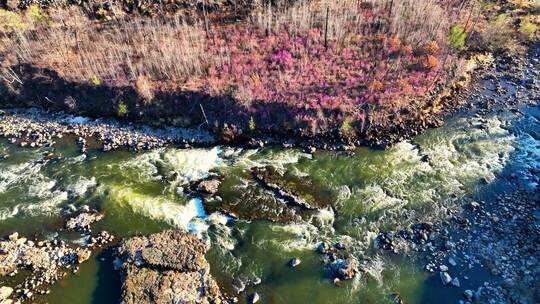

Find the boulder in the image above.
[
  {"left": 440, "top": 272, "right": 452, "bottom": 285},
  {"left": 77, "top": 249, "right": 91, "bottom": 264},
  {"left": 289, "top": 258, "right": 301, "bottom": 268},
  {"left": 117, "top": 230, "right": 223, "bottom": 304},
  {"left": 117, "top": 230, "right": 207, "bottom": 271},
  {"left": 331, "top": 258, "right": 359, "bottom": 280},
  {"left": 196, "top": 179, "right": 221, "bottom": 194},
  {"left": 0, "top": 286, "right": 13, "bottom": 300}
]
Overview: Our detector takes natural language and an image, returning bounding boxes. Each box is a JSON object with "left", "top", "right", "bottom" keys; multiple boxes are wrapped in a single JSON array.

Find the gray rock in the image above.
[
  {"left": 331, "top": 258, "right": 359, "bottom": 280},
  {"left": 249, "top": 292, "right": 260, "bottom": 304},
  {"left": 464, "top": 289, "right": 474, "bottom": 300},
  {"left": 65, "top": 212, "right": 104, "bottom": 232},
  {"left": 451, "top": 277, "right": 460, "bottom": 287},
  {"left": 440, "top": 272, "right": 452, "bottom": 285},
  {"left": 0, "top": 286, "right": 13, "bottom": 300}
]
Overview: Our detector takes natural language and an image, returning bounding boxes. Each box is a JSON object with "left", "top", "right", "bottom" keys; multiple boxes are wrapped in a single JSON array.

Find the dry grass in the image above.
[
  {"left": 252, "top": 0, "right": 468, "bottom": 46},
  {"left": 5, "top": 0, "right": 471, "bottom": 86},
  {"left": 8, "top": 9, "right": 208, "bottom": 85}
]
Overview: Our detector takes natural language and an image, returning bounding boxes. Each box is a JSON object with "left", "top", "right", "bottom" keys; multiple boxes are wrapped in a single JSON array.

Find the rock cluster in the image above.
[
  {"left": 317, "top": 241, "right": 359, "bottom": 283},
  {"left": 115, "top": 230, "right": 224, "bottom": 304},
  {"left": 195, "top": 178, "right": 222, "bottom": 195},
  {"left": 376, "top": 222, "right": 434, "bottom": 253},
  {"left": 65, "top": 212, "right": 104, "bottom": 233},
  {"left": 0, "top": 211, "right": 112, "bottom": 303}
]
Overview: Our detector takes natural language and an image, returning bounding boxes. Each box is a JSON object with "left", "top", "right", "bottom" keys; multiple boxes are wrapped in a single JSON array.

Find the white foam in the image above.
[
  {"left": 0, "top": 160, "right": 44, "bottom": 193},
  {"left": 234, "top": 148, "right": 312, "bottom": 170},
  {"left": 163, "top": 147, "right": 222, "bottom": 185},
  {"left": 107, "top": 186, "right": 207, "bottom": 230},
  {"left": 66, "top": 177, "right": 97, "bottom": 198},
  {"left": 363, "top": 255, "right": 386, "bottom": 286},
  {"left": 0, "top": 205, "right": 20, "bottom": 221},
  {"left": 208, "top": 212, "right": 232, "bottom": 226},
  {"left": 120, "top": 149, "right": 163, "bottom": 180},
  {"left": 268, "top": 223, "right": 320, "bottom": 252},
  {"left": 122, "top": 147, "right": 223, "bottom": 186},
  {"left": 188, "top": 218, "right": 210, "bottom": 238},
  {"left": 309, "top": 207, "right": 335, "bottom": 227}
]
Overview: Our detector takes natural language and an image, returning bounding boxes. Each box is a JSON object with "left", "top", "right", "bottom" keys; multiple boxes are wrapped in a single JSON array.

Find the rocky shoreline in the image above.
[{"left": 0, "top": 108, "right": 216, "bottom": 153}]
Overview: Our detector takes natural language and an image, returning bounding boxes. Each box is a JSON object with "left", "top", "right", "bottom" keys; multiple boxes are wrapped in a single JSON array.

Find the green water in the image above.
[{"left": 0, "top": 106, "right": 537, "bottom": 304}]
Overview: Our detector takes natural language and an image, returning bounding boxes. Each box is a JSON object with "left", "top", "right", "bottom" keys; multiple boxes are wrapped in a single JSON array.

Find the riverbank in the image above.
[{"left": 0, "top": 43, "right": 535, "bottom": 154}]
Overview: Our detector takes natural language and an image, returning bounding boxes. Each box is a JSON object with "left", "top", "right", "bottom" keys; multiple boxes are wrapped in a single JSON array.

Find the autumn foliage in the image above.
[{"left": 1, "top": 0, "right": 472, "bottom": 137}]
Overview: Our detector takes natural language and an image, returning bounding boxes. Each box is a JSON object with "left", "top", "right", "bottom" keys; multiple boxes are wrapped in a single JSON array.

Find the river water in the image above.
[{"left": 0, "top": 98, "right": 538, "bottom": 303}]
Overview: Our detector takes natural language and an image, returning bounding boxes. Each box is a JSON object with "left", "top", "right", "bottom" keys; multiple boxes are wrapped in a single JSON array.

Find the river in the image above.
[{"left": 0, "top": 100, "right": 538, "bottom": 303}]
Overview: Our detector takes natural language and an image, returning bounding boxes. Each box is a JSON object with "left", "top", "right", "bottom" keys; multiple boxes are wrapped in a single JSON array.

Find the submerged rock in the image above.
[
  {"left": 464, "top": 289, "right": 474, "bottom": 300},
  {"left": 251, "top": 166, "right": 333, "bottom": 210},
  {"left": 289, "top": 258, "right": 301, "bottom": 268},
  {"left": 116, "top": 230, "right": 223, "bottom": 304}
]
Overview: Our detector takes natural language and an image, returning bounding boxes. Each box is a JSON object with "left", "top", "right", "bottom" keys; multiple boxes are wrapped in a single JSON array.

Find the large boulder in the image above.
[{"left": 116, "top": 230, "right": 223, "bottom": 304}]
